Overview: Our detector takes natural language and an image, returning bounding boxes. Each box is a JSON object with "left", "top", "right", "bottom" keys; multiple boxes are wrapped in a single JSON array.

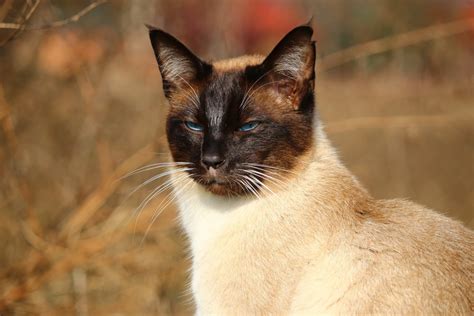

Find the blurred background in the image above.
[{"left": 0, "top": 0, "right": 473, "bottom": 314}]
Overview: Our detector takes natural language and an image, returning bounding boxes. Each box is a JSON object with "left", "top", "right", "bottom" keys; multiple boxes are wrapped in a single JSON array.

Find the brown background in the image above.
[{"left": 0, "top": 0, "right": 473, "bottom": 314}]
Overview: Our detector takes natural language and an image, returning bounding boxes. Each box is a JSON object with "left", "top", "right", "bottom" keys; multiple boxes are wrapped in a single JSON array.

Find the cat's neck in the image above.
[{"left": 172, "top": 123, "right": 373, "bottom": 255}]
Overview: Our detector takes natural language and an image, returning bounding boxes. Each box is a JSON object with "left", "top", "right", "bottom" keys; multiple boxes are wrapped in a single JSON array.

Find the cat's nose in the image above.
[{"left": 202, "top": 154, "right": 225, "bottom": 169}]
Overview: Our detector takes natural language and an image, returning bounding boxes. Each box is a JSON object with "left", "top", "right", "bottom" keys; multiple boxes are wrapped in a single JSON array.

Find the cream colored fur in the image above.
[{"left": 172, "top": 116, "right": 474, "bottom": 315}]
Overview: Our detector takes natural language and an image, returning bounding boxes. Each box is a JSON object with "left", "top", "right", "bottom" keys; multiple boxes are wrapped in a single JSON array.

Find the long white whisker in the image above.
[
  {"left": 242, "top": 162, "right": 297, "bottom": 175},
  {"left": 149, "top": 177, "right": 193, "bottom": 225},
  {"left": 181, "top": 89, "right": 200, "bottom": 109},
  {"left": 127, "top": 167, "right": 194, "bottom": 200},
  {"left": 232, "top": 177, "right": 247, "bottom": 196},
  {"left": 132, "top": 172, "right": 190, "bottom": 234},
  {"left": 249, "top": 174, "right": 275, "bottom": 196},
  {"left": 120, "top": 162, "right": 192, "bottom": 180},
  {"left": 243, "top": 172, "right": 287, "bottom": 195},
  {"left": 239, "top": 178, "right": 255, "bottom": 199},
  {"left": 239, "top": 68, "right": 273, "bottom": 109},
  {"left": 241, "top": 79, "right": 291, "bottom": 110},
  {"left": 177, "top": 74, "right": 200, "bottom": 107},
  {"left": 241, "top": 174, "right": 274, "bottom": 197},
  {"left": 140, "top": 177, "right": 194, "bottom": 245},
  {"left": 243, "top": 168, "right": 287, "bottom": 187},
  {"left": 240, "top": 177, "right": 262, "bottom": 200}
]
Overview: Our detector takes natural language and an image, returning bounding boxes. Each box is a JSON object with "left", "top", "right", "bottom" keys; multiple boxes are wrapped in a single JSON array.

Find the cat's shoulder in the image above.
[{"left": 363, "top": 198, "right": 474, "bottom": 253}]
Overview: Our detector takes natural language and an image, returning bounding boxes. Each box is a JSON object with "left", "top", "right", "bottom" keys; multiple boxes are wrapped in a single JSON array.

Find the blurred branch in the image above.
[
  {"left": 0, "top": 0, "right": 41, "bottom": 45},
  {"left": 320, "top": 18, "right": 474, "bottom": 71},
  {"left": 0, "top": 143, "right": 155, "bottom": 311},
  {"left": 72, "top": 268, "right": 88, "bottom": 316},
  {"left": 0, "top": 0, "right": 108, "bottom": 31},
  {"left": 0, "top": 232, "right": 117, "bottom": 311},
  {"left": 0, "top": 85, "right": 41, "bottom": 235},
  {"left": 60, "top": 143, "right": 155, "bottom": 240},
  {"left": 326, "top": 111, "right": 474, "bottom": 133},
  {"left": 0, "top": 191, "right": 173, "bottom": 312},
  {"left": 0, "top": 0, "right": 14, "bottom": 22}
]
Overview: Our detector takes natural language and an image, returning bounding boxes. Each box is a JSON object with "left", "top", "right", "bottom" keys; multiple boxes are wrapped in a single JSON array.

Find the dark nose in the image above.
[{"left": 202, "top": 154, "right": 225, "bottom": 169}]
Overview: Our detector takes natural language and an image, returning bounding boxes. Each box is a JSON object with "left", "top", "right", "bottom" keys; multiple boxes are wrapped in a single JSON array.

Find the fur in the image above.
[
  {"left": 173, "top": 126, "right": 473, "bottom": 314},
  {"left": 148, "top": 25, "right": 474, "bottom": 315}
]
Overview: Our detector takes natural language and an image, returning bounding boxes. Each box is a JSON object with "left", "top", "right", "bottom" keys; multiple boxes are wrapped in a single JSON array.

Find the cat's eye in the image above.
[
  {"left": 184, "top": 121, "right": 204, "bottom": 132},
  {"left": 238, "top": 121, "right": 259, "bottom": 132}
]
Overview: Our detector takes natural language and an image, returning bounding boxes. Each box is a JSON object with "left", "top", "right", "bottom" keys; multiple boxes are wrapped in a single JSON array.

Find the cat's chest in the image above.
[
  {"left": 175, "top": 189, "right": 326, "bottom": 314},
  {"left": 189, "top": 215, "right": 308, "bottom": 314}
]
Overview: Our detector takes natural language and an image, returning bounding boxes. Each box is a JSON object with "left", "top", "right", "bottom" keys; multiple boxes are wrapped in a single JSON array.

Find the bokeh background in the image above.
[{"left": 0, "top": 0, "right": 473, "bottom": 314}]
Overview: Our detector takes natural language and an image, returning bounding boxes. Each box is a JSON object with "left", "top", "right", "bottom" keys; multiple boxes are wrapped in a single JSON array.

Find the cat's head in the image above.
[{"left": 149, "top": 25, "right": 316, "bottom": 196}]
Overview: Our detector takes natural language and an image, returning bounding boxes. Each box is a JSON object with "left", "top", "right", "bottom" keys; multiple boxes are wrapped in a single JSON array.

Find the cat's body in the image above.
[
  {"left": 148, "top": 26, "right": 474, "bottom": 314},
  {"left": 174, "top": 123, "right": 473, "bottom": 315}
]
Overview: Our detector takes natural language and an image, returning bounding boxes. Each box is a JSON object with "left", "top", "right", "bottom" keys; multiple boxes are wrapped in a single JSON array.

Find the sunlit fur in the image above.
[{"left": 149, "top": 25, "right": 474, "bottom": 315}]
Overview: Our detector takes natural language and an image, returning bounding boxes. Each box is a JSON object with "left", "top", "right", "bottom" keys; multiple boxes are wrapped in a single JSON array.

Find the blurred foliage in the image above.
[{"left": 0, "top": 0, "right": 473, "bottom": 314}]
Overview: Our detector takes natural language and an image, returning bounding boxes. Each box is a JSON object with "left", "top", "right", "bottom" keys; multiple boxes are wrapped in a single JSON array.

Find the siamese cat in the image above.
[{"left": 148, "top": 24, "right": 474, "bottom": 315}]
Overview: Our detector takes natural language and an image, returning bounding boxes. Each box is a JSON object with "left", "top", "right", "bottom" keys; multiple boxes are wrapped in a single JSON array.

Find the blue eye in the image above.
[
  {"left": 238, "top": 121, "right": 259, "bottom": 132},
  {"left": 185, "top": 121, "right": 204, "bottom": 132}
]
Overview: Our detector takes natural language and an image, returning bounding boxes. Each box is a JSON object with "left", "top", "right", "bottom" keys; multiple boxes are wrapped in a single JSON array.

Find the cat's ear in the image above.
[
  {"left": 148, "top": 26, "right": 211, "bottom": 98},
  {"left": 260, "top": 25, "right": 316, "bottom": 109}
]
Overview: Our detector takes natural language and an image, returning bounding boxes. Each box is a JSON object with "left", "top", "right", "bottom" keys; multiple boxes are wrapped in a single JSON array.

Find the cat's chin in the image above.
[
  {"left": 199, "top": 180, "right": 250, "bottom": 197},
  {"left": 205, "top": 183, "right": 235, "bottom": 196}
]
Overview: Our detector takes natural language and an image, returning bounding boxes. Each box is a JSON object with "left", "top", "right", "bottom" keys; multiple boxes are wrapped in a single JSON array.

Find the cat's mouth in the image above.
[
  {"left": 187, "top": 163, "right": 265, "bottom": 197},
  {"left": 199, "top": 177, "right": 238, "bottom": 196},
  {"left": 194, "top": 171, "right": 256, "bottom": 196}
]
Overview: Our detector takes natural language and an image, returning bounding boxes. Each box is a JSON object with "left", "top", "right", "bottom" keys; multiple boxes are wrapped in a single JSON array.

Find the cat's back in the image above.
[
  {"left": 291, "top": 198, "right": 474, "bottom": 314},
  {"left": 360, "top": 199, "right": 473, "bottom": 313}
]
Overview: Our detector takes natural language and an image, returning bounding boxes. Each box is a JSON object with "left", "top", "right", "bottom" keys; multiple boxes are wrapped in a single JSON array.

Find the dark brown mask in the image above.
[{"left": 149, "top": 25, "right": 316, "bottom": 196}]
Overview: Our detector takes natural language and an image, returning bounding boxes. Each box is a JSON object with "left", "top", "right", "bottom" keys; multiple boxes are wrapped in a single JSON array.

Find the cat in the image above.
[{"left": 148, "top": 24, "right": 474, "bottom": 315}]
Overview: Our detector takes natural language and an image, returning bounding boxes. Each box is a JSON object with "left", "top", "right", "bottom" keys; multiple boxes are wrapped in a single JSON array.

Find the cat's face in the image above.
[{"left": 149, "top": 26, "right": 316, "bottom": 196}]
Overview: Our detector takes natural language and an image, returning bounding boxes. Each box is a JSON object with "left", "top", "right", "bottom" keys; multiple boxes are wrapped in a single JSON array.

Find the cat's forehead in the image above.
[
  {"left": 202, "top": 55, "right": 264, "bottom": 106},
  {"left": 169, "top": 55, "right": 267, "bottom": 121},
  {"left": 201, "top": 70, "right": 244, "bottom": 127}
]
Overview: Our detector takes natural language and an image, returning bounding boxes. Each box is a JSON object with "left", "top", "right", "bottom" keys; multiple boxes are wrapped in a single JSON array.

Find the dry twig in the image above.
[
  {"left": 326, "top": 111, "right": 474, "bottom": 133},
  {"left": 0, "top": 0, "right": 108, "bottom": 31},
  {"left": 319, "top": 18, "right": 474, "bottom": 70},
  {"left": 0, "top": 143, "right": 155, "bottom": 311}
]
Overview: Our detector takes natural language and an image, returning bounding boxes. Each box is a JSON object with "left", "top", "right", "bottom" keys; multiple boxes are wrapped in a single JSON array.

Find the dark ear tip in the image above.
[
  {"left": 146, "top": 24, "right": 169, "bottom": 40},
  {"left": 295, "top": 25, "right": 314, "bottom": 38}
]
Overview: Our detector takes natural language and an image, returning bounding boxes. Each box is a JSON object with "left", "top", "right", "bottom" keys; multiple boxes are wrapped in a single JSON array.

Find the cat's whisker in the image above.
[
  {"left": 243, "top": 168, "right": 288, "bottom": 187},
  {"left": 241, "top": 179, "right": 258, "bottom": 200},
  {"left": 247, "top": 174, "right": 276, "bottom": 196},
  {"left": 232, "top": 170, "right": 257, "bottom": 196},
  {"left": 231, "top": 178, "right": 247, "bottom": 196},
  {"left": 241, "top": 79, "right": 291, "bottom": 110},
  {"left": 234, "top": 167, "right": 288, "bottom": 202},
  {"left": 241, "top": 162, "right": 289, "bottom": 171},
  {"left": 132, "top": 171, "right": 190, "bottom": 234},
  {"left": 151, "top": 177, "right": 193, "bottom": 225},
  {"left": 242, "top": 162, "right": 297, "bottom": 175},
  {"left": 240, "top": 165, "right": 294, "bottom": 186},
  {"left": 140, "top": 177, "right": 194, "bottom": 246},
  {"left": 120, "top": 161, "right": 193, "bottom": 180},
  {"left": 237, "top": 169, "right": 290, "bottom": 210},
  {"left": 246, "top": 174, "right": 286, "bottom": 195},
  {"left": 127, "top": 167, "right": 194, "bottom": 201},
  {"left": 177, "top": 74, "right": 201, "bottom": 107},
  {"left": 243, "top": 170, "right": 285, "bottom": 195},
  {"left": 122, "top": 163, "right": 191, "bottom": 179},
  {"left": 240, "top": 176, "right": 262, "bottom": 200},
  {"left": 239, "top": 68, "right": 274, "bottom": 109},
  {"left": 181, "top": 89, "right": 201, "bottom": 109}
]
